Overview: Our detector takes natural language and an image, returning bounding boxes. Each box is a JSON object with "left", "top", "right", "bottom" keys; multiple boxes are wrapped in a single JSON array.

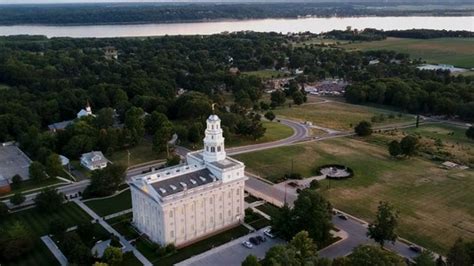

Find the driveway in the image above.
[{"left": 176, "top": 227, "right": 285, "bottom": 266}]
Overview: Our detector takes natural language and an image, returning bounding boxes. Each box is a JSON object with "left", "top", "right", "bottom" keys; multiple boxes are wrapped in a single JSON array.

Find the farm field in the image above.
[
  {"left": 273, "top": 100, "right": 414, "bottom": 131},
  {"left": 235, "top": 136, "right": 474, "bottom": 254},
  {"left": 84, "top": 189, "right": 132, "bottom": 217},
  {"left": 1, "top": 202, "right": 92, "bottom": 266},
  {"left": 341, "top": 37, "right": 474, "bottom": 68}
]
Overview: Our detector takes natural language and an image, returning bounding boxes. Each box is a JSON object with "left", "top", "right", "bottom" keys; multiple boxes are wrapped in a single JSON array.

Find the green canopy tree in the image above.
[
  {"left": 242, "top": 254, "right": 261, "bottom": 266},
  {"left": 466, "top": 126, "right": 474, "bottom": 140},
  {"left": 388, "top": 140, "right": 402, "bottom": 157},
  {"left": 45, "top": 153, "right": 63, "bottom": 178},
  {"left": 354, "top": 121, "right": 372, "bottom": 137},
  {"left": 29, "top": 161, "right": 47, "bottom": 181},
  {"left": 34, "top": 188, "right": 64, "bottom": 213},
  {"left": 349, "top": 245, "right": 404, "bottom": 266},
  {"left": 367, "top": 201, "right": 399, "bottom": 247},
  {"left": 10, "top": 192, "right": 25, "bottom": 206},
  {"left": 400, "top": 135, "right": 418, "bottom": 156},
  {"left": 0, "top": 221, "right": 34, "bottom": 261},
  {"left": 103, "top": 246, "right": 123, "bottom": 266}
]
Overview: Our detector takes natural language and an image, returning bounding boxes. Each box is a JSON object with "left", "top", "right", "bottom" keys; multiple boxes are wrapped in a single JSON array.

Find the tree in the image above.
[
  {"left": 85, "top": 164, "right": 126, "bottom": 197},
  {"left": 29, "top": 161, "right": 47, "bottom": 181},
  {"left": 34, "top": 188, "right": 64, "bottom": 213},
  {"left": 242, "top": 254, "right": 261, "bottom": 266},
  {"left": 45, "top": 153, "right": 63, "bottom": 178},
  {"left": 152, "top": 116, "right": 174, "bottom": 155},
  {"left": 367, "top": 201, "right": 398, "bottom": 247},
  {"left": 10, "top": 192, "right": 25, "bottom": 205},
  {"left": 270, "top": 90, "right": 286, "bottom": 107},
  {"left": 388, "top": 140, "right": 402, "bottom": 157},
  {"left": 400, "top": 135, "right": 418, "bottom": 156},
  {"left": 309, "top": 179, "right": 320, "bottom": 189},
  {"left": 289, "top": 231, "right": 318, "bottom": 263},
  {"left": 354, "top": 121, "right": 372, "bottom": 137},
  {"left": 0, "top": 201, "right": 8, "bottom": 218},
  {"left": 272, "top": 203, "right": 294, "bottom": 241},
  {"left": 0, "top": 222, "right": 34, "bottom": 261},
  {"left": 447, "top": 238, "right": 471, "bottom": 266},
  {"left": 291, "top": 189, "right": 332, "bottom": 245},
  {"left": 264, "top": 244, "right": 297, "bottom": 266},
  {"left": 292, "top": 91, "right": 305, "bottom": 105},
  {"left": 49, "top": 218, "right": 67, "bottom": 237},
  {"left": 11, "top": 174, "right": 22, "bottom": 185},
  {"left": 124, "top": 107, "right": 145, "bottom": 145},
  {"left": 415, "top": 250, "right": 436, "bottom": 266},
  {"left": 349, "top": 245, "right": 404, "bottom": 266},
  {"left": 466, "top": 126, "right": 474, "bottom": 140},
  {"left": 264, "top": 111, "right": 276, "bottom": 121},
  {"left": 103, "top": 246, "right": 123, "bottom": 266},
  {"left": 166, "top": 154, "right": 181, "bottom": 167},
  {"left": 95, "top": 108, "right": 116, "bottom": 129}
]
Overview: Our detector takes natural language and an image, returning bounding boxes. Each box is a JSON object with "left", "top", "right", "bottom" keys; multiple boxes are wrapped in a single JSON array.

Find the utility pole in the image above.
[{"left": 416, "top": 115, "right": 420, "bottom": 128}]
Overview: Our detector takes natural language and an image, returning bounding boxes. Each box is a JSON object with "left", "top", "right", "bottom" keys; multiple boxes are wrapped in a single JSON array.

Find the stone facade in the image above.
[{"left": 130, "top": 114, "right": 247, "bottom": 246}]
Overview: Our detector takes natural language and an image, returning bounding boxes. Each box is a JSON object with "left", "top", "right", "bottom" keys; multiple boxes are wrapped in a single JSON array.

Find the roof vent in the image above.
[
  {"left": 170, "top": 185, "right": 177, "bottom": 191},
  {"left": 199, "top": 176, "right": 206, "bottom": 182},
  {"left": 180, "top": 182, "right": 187, "bottom": 188},
  {"left": 190, "top": 179, "right": 197, "bottom": 185},
  {"left": 159, "top": 188, "right": 167, "bottom": 194}
]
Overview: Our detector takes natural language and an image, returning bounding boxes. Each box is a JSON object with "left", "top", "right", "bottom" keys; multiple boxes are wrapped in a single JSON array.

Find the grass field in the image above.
[
  {"left": 235, "top": 137, "right": 474, "bottom": 254},
  {"left": 109, "top": 139, "right": 165, "bottom": 167},
  {"left": 273, "top": 100, "right": 414, "bottom": 131},
  {"left": 342, "top": 37, "right": 474, "bottom": 68},
  {"left": 292, "top": 38, "right": 349, "bottom": 48},
  {"left": 0, "top": 178, "right": 65, "bottom": 198},
  {"left": 1, "top": 202, "right": 92, "bottom": 266},
  {"left": 371, "top": 124, "right": 474, "bottom": 167},
  {"left": 84, "top": 189, "right": 132, "bottom": 217},
  {"left": 227, "top": 121, "right": 294, "bottom": 147},
  {"left": 241, "top": 69, "right": 288, "bottom": 79},
  {"left": 136, "top": 225, "right": 250, "bottom": 265}
]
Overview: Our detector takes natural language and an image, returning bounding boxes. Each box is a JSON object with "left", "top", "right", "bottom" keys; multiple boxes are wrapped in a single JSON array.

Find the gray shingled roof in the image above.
[{"left": 150, "top": 169, "right": 216, "bottom": 197}]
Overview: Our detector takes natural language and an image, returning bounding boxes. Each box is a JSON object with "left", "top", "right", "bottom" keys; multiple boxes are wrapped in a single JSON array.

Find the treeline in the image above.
[
  {"left": 0, "top": 3, "right": 471, "bottom": 25},
  {"left": 325, "top": 29, "right": 473, "bottom": 41}
]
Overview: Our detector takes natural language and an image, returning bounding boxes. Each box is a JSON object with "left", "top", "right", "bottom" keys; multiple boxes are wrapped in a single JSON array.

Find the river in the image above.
[{"left": 0, "top": 16, "right": 472, "bottom": 38}]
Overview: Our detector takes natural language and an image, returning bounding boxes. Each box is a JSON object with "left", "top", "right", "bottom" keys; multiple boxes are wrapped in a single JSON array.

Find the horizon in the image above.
[{"left": 1, "top": 0, "right": 470, "bottom": 4}]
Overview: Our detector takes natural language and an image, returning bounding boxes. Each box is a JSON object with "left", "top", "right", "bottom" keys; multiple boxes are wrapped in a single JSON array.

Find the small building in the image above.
[
  {"left": 48, "top": 120, "right": 73, "bottom": 132},
  {"left": 0, "top": 142, "right": 31, "bottom": 182},
  {"left": 80, "top": 151, "right": 109, "bottom": 171},
  {"left": 77, "top": 102, "right": 94, "bottom": 119},
  {"left": 229, "top": 67, "right": 239, "bottom": 75},
  {"left": 104, "top": 46, "right": 118, "bottom": 60},
  {"left": 369, "top": 59, "right": 380, "bottom": 65}
]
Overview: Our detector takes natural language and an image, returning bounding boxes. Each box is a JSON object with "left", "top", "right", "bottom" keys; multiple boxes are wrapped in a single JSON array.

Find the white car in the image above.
[
  {"left": 263, "top": 229, "right": 276, "bottom": 239},
  {"left": 242, "top": 241, "right": 253, "bottom": 249}
]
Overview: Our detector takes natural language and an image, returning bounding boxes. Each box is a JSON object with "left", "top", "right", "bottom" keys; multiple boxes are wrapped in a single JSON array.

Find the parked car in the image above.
[
  {"left": 409, "top": 245, "right": 423, "bottom": 253},
  {"left": 337, "top": 213, "right": 348, "bottom": 220},
  {"left": 249, "top": 237, "right": 260, "bottom": 245},
  {"left": 263, "top": 229, "right": 276, "bottom": 239},
  {"left": 242, "top": 241, "right": 253, "bottom": 249},
  {"left": 256, "top": 235, "right": 267, "bottom": 243}
]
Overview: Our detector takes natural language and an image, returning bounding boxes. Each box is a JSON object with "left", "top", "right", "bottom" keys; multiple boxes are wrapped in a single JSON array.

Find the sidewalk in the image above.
[
  {"left": 73, "top": 199, "right": 153, "bottom": 266},
  {"left": 41, "top": 235, "right": 68, "bottom": 266}
]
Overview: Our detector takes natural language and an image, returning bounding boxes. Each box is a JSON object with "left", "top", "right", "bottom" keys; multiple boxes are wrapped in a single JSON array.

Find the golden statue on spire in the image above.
[{"left": 212, "top": 103, "right": 216, "bottom": 114}]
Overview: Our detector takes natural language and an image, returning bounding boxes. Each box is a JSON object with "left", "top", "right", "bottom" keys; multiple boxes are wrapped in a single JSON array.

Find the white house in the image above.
[
  {"left": 77, "top": 102, "right": 94, "bottom": 118},
  {"left": 129, "top": 113, "right": 247, "bottom": 247},
  {"left": 80, "top": 151, "right": 109, "bottom": 171}
]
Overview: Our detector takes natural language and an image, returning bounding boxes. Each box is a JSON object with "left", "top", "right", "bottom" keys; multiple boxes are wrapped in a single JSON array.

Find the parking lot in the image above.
[
  {"left": 0, "top": 143, "right": 31, "bottom": 181},
  {"left": 176, "top": 227, "right": 285, "bottom": 266}
]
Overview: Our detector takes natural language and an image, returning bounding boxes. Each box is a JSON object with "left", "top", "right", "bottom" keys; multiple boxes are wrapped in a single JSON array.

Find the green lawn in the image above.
[
  {"left": 236, "top": 137, "right": 474, "bottom": 254},
  {"left": 137, "top": 225, "right": 250, "bottom": 265},
  {"left": 227, "top": 121, "right": 294, "bottom": 147},
  {"left": 273, "top": 101, "right": 413, "bottom": 131},
  {"left": 84, "top": 189, "right": 132, "bottom": 217},
  {"left": 109, "top": 139, "right": 165, "bottom": 167},
  {"left": 1, "top": 202, "right": 92, "bottom": 266},
  {"left": 256, "top": 203, "right": 281, "bottom": 219},
  {"left": 292, "top": 38, "right": 349, "bottom": 48},
  {"left": 241, "top": 69, "right": 288, "bottom": 79},
  {"left": 1, "top": 178, "right": 65, "bottom": 198},
  {"left": 342, "top": 37, "right": 474, "bottom": 68}
]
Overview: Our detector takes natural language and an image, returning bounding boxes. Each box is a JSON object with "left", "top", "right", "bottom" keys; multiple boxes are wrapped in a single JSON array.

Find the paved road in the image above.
[
  {"left": 227, "top": 118, "right": 310, "bottom": 156},
  {"left": 319, "top": 216, "right": 421, "bottom": 260},
  {"left": 176, "top": 227, "right": 285, "bottom": 266},
  {"left": 73, "top": 199, "right": 153, "bottom": 266}
]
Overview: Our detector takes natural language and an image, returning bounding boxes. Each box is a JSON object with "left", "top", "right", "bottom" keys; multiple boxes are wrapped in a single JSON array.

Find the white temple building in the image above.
[{"left": 129, "top": 114, "right": 247, "bottom": 247}]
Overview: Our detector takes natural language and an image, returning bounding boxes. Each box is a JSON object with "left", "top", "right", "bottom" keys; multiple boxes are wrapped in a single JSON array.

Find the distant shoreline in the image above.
[{"left": 1, "top": 14, "right": 474, "bottom": 27}]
